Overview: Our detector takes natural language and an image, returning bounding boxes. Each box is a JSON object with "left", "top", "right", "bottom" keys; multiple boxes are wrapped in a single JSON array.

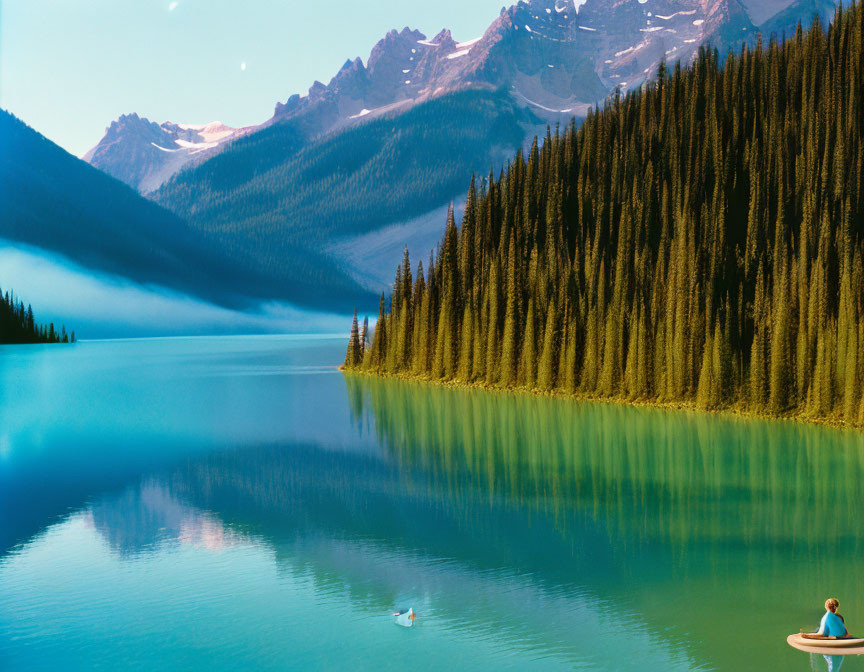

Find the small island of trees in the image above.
[{"left": 1, "top": 286, "right": 74, "bottom": 344}]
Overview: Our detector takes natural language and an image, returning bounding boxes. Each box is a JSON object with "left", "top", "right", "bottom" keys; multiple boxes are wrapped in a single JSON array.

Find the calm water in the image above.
[{"left": 2, "top": 336, "right": 864, "bottom": 671}]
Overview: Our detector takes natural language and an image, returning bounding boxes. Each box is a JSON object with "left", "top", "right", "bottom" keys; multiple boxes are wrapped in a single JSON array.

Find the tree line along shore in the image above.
[{"left": 0, "top": 286, "right": 74, "bottom": 344}]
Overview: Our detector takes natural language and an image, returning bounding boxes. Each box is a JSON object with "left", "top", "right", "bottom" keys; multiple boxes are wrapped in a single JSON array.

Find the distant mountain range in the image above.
[
  {"left": 82, "top": 116, "right": 255, "bottom": 194},
  {"left": 6, "top": 0, "right": 838, "bottom": 318},
  {"left": 86, "top": 0, "right": 838, "bottom": 193}
]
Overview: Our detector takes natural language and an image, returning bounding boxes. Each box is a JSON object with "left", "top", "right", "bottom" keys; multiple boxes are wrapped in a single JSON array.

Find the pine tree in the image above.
[
  {"left": 0, "top": 286, "right": 72, "bottom": 345},
  {"left": 345, "top": 309, "right": 362, "bottom": 368},
  {"left": 499, "top": 233, "right": 519, "bottom": 387},
  {"left": 360, "top": 316, "right": 369, "bottom": 358},
  {"left": 364, "top": 294, "right": 387, "bottom": 371},
  {"left": 520, "top": 297, "right": 537, "bottom": 387},
  {"left": 537, "top": 296, "right": 558, "bottom": 391}
]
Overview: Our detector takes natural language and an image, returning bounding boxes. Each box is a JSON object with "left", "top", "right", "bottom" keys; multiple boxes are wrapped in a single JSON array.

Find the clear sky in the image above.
[{"left": 0, "top": 0, "right": 506, "bottom": 157}]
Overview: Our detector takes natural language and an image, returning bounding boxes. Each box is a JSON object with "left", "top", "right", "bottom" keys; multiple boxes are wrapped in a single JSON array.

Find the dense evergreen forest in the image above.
[
  {"left": 346, "top": 3, "right": 864, "bottom": 426},
  {"left": 0, "top": 287, "right": 73, "bottom": 344}
]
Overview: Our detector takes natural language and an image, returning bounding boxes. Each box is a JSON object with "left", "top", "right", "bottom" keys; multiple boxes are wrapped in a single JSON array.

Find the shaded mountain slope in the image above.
[
  {"left": 153, "top": 88, "right": 540, "bottom": 296},
  {"left": 0, "top": 109, "right": 372, "bottom": 311},
  {"left": 759, "top": 0, "right": 838, "bottom": 37}
]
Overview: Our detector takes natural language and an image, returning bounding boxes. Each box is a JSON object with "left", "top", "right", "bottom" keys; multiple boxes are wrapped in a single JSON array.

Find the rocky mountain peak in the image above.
[
  {"left": 430, "top": 29, "right": 456, "bottom": 46},
  {"left": 87, "top": 0, "right": 841, "bottom": 194},
  {"left": 84, "top": 114, "right": 252, "bottom": 193},
  {"left": 308, "top": 80, "right": 328, "bottom": 100},
  {"left": 367, "top": 27, "right": 425, "bottom": 73},
  {"left": 247, "top": 0, "right": 841, "bottom": 135},
  {"left": 106, "top": 113, "right": 163, "bottom": 137}
]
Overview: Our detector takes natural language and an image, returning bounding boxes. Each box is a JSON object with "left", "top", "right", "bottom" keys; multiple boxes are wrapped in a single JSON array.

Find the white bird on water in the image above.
[{"left": 394, "top": 608, "right": 417, "bottom": 627}]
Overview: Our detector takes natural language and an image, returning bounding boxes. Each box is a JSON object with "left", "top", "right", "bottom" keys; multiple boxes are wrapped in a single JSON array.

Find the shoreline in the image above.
[{"left": 340, "top": 367, "right": 864, "bottom": 434}]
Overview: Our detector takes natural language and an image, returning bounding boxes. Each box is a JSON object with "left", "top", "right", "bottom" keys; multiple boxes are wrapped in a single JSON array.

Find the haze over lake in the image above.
[{"left": 1, "top": 336, "right": 861, "bottom": 670}]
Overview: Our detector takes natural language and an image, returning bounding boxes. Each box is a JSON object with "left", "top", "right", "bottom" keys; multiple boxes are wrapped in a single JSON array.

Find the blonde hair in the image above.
[{"left": 826, "top": 598, "right": 840, "bottom": 612}]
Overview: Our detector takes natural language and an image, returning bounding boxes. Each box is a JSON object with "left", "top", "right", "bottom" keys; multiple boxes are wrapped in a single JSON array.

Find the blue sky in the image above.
[{"left": 0, "top": 0, "right": 505, "bottom": 156}]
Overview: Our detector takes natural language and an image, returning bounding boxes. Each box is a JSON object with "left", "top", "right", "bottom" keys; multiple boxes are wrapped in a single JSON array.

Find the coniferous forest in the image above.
[
  {"left": 0, "top": 286, "right": 73, "bottom": 344},
  {"left": 346, "top": 3, "right": 864, "bottom": 426}
]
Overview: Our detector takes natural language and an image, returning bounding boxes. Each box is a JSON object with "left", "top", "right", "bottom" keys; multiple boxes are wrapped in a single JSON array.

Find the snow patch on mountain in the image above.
[
  {"left": 455, "top": 37, "right": 482, "bottom": 49},
  {"left": 174, "top": 121, "right": 236, "bottom": 143},
  {"left": 655, "top": 10, "right": 697, "bottom": 20},
  {"left": 174, "top": 139, "right": 220, "bottom": 152},
  {"left": 86, "top": 114, "right": 255, "bottom": 192}
]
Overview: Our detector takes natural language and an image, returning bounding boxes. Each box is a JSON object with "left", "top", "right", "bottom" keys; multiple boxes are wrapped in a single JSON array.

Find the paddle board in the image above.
[{"left": 788, "top": 634, "right": 864, "bottom": 655}]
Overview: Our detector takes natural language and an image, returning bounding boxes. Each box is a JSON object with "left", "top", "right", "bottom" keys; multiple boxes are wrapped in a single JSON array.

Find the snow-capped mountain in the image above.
[
  {"left": 83, "top": 114, "right": 256, "bottom": 193},
  {"left": 265, "top": 0, "right": 836, "bottom": 128},
  {"left": 85, "top": 0, "right": 837, "bottom": 193},
  {"left": 272, "top": 0, "right": 728, "bottom": 128}
]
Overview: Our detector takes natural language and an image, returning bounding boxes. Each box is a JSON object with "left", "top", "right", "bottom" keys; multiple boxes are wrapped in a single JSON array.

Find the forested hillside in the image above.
[
  {"left": 346, "top": 4, "right": 864, "bottom": 426},
  {"left": 156, "top": 89, "right": 531, "bottom": 236},
  {"left": 0, "top": 110, "right": 371, "bottom": 312},
  {"left": 0, "top": 286, "right": 73, "bottom": 344},
  {"left": 154, "top": 89, "right": 539, "bottom": 297}
]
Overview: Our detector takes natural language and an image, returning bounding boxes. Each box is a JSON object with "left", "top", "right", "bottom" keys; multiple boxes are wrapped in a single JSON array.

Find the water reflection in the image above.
[
  {"left": 86, "top": 480, "right": 246, "bottom": 556},
  {"left": 343, "top": 373, "right": 864, "bottom": 669},
  {"left": 821, "top": 655, "right": 844, "bottom": 672},
  {"left": 0, "top": 336, "right": 353, "bottom": 555},
  {"left": 78, "top": 444, "right": 699, "bottom": 670},
  {"left": 345, "top": 373, "right": 864, "bottom": 554},
  {"left": 5, "top": 337, "right": 864, "bottom": 670},
  {"left": 72, "top": 371, "right": 864, "bottom": 669}
]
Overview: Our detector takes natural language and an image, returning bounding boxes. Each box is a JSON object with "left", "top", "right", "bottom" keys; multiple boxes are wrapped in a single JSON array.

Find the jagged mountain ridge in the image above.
[
  {"left": 83, "top": 114, "right": 256, "bottom": 193},
  {"left": 85, "top": 0, "right": 837, "bottom": 194},
  {"left": 269, "top": 0, "right": 835, "bottom": 126}
]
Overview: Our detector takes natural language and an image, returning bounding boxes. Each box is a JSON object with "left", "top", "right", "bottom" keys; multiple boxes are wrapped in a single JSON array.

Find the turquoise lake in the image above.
[{"left": 2, "top": 335, "right": 864, "bottom": 670}]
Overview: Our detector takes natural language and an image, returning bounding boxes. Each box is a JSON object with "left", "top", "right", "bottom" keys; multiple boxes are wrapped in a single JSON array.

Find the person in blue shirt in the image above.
[{"left": 817, "top": 598, "right": 849, "bottom": 638}]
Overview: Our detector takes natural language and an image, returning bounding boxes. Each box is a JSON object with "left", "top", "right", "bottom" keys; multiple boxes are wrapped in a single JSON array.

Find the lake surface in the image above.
[{"left": 2, "top": 336, "right": 864, "bottom": 671}]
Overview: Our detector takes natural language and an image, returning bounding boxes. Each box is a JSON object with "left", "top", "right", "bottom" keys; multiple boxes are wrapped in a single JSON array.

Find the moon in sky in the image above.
[{"left": 240, "top": 62, "right": 247, "bottom": 71}]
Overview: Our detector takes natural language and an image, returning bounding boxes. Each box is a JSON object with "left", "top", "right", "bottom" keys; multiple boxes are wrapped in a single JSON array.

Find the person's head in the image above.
[{"left": 826, "top": 598, "right": 840, "bottom": 613}]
